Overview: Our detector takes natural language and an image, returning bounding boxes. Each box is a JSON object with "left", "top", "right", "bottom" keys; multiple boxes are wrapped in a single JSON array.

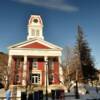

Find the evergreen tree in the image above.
[{"left": 75, "top": 25, "right": 97, "bottom": 81}]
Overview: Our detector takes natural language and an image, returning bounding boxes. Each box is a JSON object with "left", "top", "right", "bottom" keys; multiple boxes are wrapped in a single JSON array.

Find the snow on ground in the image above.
[
  {"left": 65, "top": 83, "right": 100, "bottom": 100},
  {"left": 0, "top": 84, "right": 100, "bottom": 100}
]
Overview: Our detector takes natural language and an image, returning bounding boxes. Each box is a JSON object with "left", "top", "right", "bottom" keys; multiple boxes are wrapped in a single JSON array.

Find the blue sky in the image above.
[{"left": 0, "top": 0, "right": 100, "bottom": 69}]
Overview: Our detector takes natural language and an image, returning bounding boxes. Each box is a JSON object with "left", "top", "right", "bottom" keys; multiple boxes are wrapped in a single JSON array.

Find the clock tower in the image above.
[{"left": 27, "top": 15, "right": 44, "bottom": 40}]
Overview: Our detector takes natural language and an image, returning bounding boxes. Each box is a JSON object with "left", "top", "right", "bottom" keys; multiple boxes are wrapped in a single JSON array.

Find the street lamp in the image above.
[
  {"left": 96, "top": 80, "right": 98, "bottom": 93},
  {"left": 45, "top": 59, "right": 48, "bottom": 100},
  {"left": 75, "top": 70, "right": 80, "bottom": 99}
]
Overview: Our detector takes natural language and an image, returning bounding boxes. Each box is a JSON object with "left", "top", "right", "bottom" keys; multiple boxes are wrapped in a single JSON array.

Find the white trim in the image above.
[
  {"left": 27, "top": 15, "right": 44, "bottom": 40},
  {"left": 9, "top": 49, "right": 62, "bottom": 56},
  {"left": 28, "top": 15, "right": 43, "bottom": 26},
  {"left": 9, "top": 47, "right": 62, "bottom": 51},
  {"left": 31, "top": 70, "right": 42, "bottom": 85}
]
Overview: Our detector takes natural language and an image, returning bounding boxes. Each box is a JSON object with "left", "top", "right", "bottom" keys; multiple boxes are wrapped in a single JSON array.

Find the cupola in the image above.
[{"left": 27, "top": 15, "right": 44, "bottom": 40}]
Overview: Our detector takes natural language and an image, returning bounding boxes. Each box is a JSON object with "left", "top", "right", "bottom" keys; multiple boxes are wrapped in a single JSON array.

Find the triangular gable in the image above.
[
  {"left": 8, "top": 39, "right": 62, "bottom": 50},
  {"left": 21, "top": 42, "right": 50, "bottom": 49}
]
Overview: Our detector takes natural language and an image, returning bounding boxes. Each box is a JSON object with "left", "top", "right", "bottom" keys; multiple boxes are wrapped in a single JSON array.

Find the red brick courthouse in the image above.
[{"left": 8, "top": 15, "right": 63, "bottom": 91}]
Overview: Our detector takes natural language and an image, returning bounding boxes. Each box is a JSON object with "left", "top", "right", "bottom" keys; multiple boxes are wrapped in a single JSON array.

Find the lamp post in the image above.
[
  {"left": 96, "top": 80, "right": 98, "bottom": 93},
  {"left": 45, "top": 59, "right": 48, "bottom": 100},
  {"left": 75, "top": 69, "right": 80, "bottom": 99}
]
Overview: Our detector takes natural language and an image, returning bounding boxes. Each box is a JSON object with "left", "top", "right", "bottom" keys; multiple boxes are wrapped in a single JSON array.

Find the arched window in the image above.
[{"left": 36, "top": 30, "right": 40, "bottom": 36}]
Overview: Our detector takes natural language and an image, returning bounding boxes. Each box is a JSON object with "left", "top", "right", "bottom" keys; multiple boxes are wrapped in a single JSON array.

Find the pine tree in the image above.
[{"left": 75, "top": 25, "right": 97, "bottom": 81}]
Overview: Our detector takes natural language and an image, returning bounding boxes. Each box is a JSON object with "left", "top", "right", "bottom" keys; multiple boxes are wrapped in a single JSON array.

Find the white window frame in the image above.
[{"left": 31, "top": 73, "right": 40, "bottom": 84}]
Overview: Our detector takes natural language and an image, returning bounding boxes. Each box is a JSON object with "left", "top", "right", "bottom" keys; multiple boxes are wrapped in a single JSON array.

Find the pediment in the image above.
[
  {"left": 20, "top": 42, "right": 50, "bottom": 49},
  {"left": 8, "top": 39, "right": 62, "bottom": 50}
]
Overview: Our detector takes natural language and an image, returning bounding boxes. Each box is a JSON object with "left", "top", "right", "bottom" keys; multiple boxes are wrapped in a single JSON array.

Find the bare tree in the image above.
[
  {"left": 62, "top": 45, "right": 84, "bottom": 92},
  {"left": 0, "top": 65, "right": 11, "bottom": 89},
  {"left": 62, "top": 46, "right": 76, "bottom": 91},
  {"left": 0, "top": 52, "right": 10, "bottom": 88}
]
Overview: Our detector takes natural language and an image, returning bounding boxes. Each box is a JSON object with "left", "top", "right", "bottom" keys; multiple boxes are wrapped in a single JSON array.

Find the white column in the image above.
[
  {"left": 8, "top": 55, "right": 12, "bottom": 76},
  {"left": 22, "top": 56, "right": 27, "bottom": 86},
  {"left": 7, "top": 55, "right": 12, "bottom": 85},
  {"left": 58, "top": 56, "right": 64, "bottom": 84},
  {"left": 44, "top": 56, "right": 49, "bottom": 87},
  {"left": 8, "top": 55, "right": 12, "bottom": 67}
]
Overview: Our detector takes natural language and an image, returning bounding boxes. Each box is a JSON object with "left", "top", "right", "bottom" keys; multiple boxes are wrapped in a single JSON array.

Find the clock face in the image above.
[{"left": 33, "top": 19, "right": 38, "bottom": 23}]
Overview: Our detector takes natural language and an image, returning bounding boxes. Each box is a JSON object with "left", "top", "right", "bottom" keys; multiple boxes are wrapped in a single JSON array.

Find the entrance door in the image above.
[{"left": 31, "top": 74, "right": 40, "bottom": 84}]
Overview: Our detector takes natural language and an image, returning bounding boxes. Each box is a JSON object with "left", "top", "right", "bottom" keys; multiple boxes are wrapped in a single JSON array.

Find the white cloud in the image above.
[{"left": 12, "top": 0, "right": 79, "bottom": 12}]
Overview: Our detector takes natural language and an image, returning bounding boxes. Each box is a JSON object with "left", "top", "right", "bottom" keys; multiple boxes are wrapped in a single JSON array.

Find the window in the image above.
[
  {"left": 31, "top": 74, "right": 40, "bottom": 84},
  {"left": 36, "top": 30, "right": 40, "bottom": 36},
  {"left": 32, "top": 59, "right": 38, "bottom": 68}
]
